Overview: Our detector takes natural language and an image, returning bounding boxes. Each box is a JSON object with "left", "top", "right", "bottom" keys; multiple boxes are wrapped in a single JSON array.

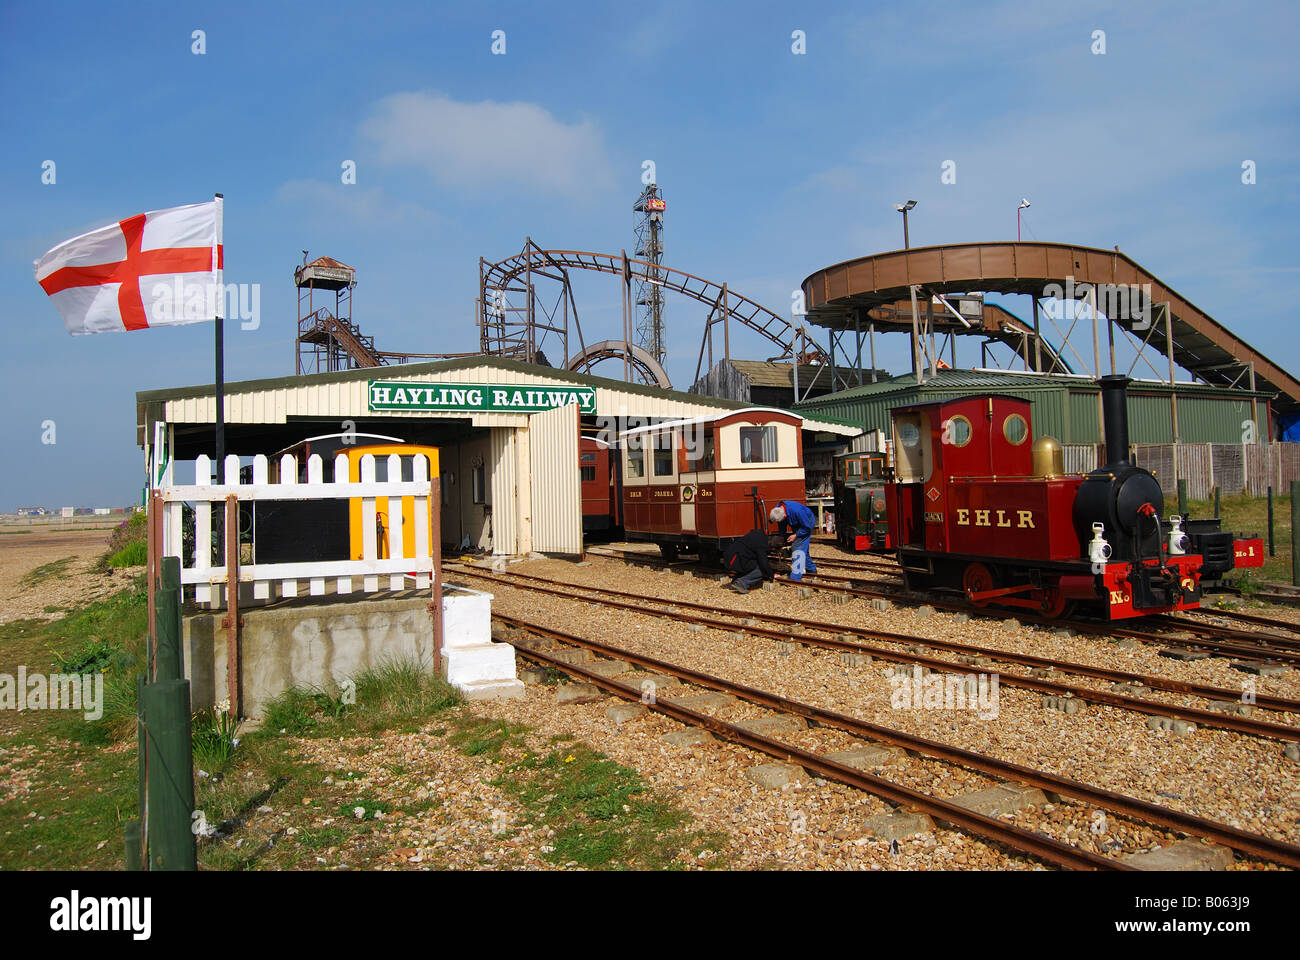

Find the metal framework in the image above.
[
  {"left": 294, "top": 254, "right": 472, "bottom": 373},
  {"left": 632, "top": 184, "right": 667, "bottom": 366},
  {"left": 478, "top": 242, "right": 850, "bottom": 396},
  {"left": 800, "top": 242, "right": 1299, "bottom": 419}
]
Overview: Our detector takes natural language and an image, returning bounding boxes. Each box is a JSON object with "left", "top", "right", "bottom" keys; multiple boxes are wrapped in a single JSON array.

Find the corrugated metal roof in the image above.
[
  {"left": 137, "top": 355, "right": 862, "bottom": 440},
  {"left": 794, "top": 368, "right": 1271, "bottom": 445}
]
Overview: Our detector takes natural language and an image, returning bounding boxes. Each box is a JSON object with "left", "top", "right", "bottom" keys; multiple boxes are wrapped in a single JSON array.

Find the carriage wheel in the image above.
[
  {"left": 658, "top": 543, "right": 679, "bottom": 562},
  {"left": 962, "top": 562, "right": 996, "bottom": 607}
]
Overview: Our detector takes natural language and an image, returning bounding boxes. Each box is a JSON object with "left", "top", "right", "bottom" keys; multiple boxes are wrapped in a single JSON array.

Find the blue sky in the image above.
[{"left": 1, "top": 0, "right": 1297, "bottom": 508}]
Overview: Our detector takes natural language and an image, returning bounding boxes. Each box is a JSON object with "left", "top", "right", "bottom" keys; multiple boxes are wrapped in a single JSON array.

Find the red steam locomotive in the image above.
[{"left": 887, "top": 375, "right": 1262, "bottom": 620}]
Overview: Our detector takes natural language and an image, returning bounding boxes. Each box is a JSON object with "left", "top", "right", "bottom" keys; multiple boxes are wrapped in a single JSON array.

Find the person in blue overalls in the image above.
[{"left": 770, "top": 501, "right": 817, "bottom": 581}]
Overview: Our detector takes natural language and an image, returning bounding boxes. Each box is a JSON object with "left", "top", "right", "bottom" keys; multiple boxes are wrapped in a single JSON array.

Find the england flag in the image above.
[{"left": 34, "top": 198, "right": 223, "bottom": 335}]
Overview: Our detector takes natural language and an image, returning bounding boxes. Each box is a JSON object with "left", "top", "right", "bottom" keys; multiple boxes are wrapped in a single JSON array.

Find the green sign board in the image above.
[{"left": 368, "top": 380, "right": 597, "bottom": 414}]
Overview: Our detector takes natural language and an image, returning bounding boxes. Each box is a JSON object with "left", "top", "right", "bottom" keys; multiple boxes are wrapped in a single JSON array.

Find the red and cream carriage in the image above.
[{"left": 619, "top": 408, "right": 807, "bottom": 561}]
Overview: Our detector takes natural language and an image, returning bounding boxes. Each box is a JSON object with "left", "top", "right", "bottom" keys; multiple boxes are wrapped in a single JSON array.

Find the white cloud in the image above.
[{"left": 360, "top": 91, "right": 616, "bottom": 197}]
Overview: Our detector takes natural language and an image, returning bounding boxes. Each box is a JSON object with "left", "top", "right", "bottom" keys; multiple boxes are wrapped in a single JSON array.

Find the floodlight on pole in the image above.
[
  {"left": 896, "top": 200, "right": 917, "bottom": 249},
  {"left": 1017, "top": 198, "right": 1031, "bottom": 241}
]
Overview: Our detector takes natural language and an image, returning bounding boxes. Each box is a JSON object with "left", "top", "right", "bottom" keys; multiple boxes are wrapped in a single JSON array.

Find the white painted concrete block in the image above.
[{"left": 441, "top": 585, "right": 521, "bottom": 699}]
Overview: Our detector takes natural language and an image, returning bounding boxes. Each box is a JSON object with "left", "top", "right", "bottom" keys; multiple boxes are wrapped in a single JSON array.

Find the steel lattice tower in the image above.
[{"left": 632, "top": 184, "right": 666, "bottom": 366}]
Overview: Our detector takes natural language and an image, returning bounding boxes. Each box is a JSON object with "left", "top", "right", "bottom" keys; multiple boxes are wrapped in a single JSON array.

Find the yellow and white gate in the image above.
[{"left": 527, "top": 402, "right": 583, "bottom": 555}]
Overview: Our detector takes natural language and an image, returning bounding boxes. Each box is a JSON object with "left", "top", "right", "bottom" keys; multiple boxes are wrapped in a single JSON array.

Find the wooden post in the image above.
[
  {"left": 1268, "top": 486, "right": 1275, "bottom": 557},
  {"left": 432, "top": 477, "right": 444, "bottom": 680},
  {"left": 147, "top": 493, "right": 164, "bottom": 678},
  {"left": 223, "top": 494, "right": 240, "bottom": 716},
  {"left": 141, "top": 679, "right": 196, "bottom": 871},
  {"left": 1292, "top": 482, "right": 1299, "bottom": 588},
  {"left": 154, "top": 557, "right": 183, "bottom": 682}
]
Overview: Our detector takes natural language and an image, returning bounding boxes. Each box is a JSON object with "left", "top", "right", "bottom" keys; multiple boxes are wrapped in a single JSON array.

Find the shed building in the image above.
[{"left": 137, "top": 356, "right": 859, "bottom": 558}]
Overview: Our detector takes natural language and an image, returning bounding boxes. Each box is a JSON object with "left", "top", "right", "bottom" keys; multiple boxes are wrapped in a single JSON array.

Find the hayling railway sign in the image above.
[{"left": 368, "top": 380, "right": 597, "bottom": 414}]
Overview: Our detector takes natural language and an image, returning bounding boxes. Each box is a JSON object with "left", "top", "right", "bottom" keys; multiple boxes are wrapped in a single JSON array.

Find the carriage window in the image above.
[
  {"left": 625, "top": 441, "right": 645, "bottom": 479},
  {"left": 653, "top": 445, "right": 674, "bottom": 477},
  {"left": 687, "top": 433, "right": 715, "bottom": 472},
  {"left": 739, "top": 426, "right": 778, "bottom": 463},
  {"left": 580, "top": 466, "right": 596, "bottom": 482},
  {"left": 1003, "top": 414, "right": 1029, "bottom": 445},
  {"left": 581, "top": 453, "right": 596, "bottom": 463}
]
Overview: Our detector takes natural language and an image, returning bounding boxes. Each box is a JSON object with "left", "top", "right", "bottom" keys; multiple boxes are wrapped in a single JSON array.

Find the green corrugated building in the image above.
[{"left": 794, "top": 370, "right": 1272, "bottom": 446}]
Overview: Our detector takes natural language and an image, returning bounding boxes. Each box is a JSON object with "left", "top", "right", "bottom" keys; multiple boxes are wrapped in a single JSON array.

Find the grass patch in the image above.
[
  {"left": 192, "top": 709, "right": 240, "bottom": 773},
  {"left": 258, "top": 659, "right": 463, "bottom": 740},
  {"left": 1185, "top": 492, "right": 1292, "bottom": 586},
  {"left": 481, "top": 740, "right": 728, "bottom": 870},
  {"left": 0, "top": 580, "right": 149, "bottom": 869},
  {"left": 20, "top": 556, "right": 75, "bottom": 589},
  {"left": 105, "top": 541, "right": 147, "bottom": 569}
]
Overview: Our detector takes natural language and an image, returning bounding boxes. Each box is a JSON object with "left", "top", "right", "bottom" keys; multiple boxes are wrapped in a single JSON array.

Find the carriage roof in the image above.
[{"left": 617, "top": 407, "right": 803, "bottom": 440}]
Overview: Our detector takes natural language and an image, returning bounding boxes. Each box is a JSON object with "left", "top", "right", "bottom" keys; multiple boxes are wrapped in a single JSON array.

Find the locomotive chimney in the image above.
[{"left": 1099, "top": 374, "right": 1132, "bottom": 466}]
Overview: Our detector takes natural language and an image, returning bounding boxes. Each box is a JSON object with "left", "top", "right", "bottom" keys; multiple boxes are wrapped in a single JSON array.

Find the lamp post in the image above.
[
  {"left": 1017, "top": 198, "right": 1031, "bottom": 241},
  {"left": 896, "top": 200, "right": 917, "bottom": 249}
]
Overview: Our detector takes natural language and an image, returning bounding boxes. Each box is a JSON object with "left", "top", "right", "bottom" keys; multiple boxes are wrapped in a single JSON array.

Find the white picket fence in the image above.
[{"left": 160, "top": 452, "right": 436, "bottom": 604}]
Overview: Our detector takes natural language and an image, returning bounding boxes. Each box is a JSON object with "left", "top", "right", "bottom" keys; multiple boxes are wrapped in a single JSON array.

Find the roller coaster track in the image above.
[
  {"left": 479, "top": 248, "right": 840, "bottom": 387},
  {"left": 802, "top": 241, "right": 1300, "bottom": 408}
]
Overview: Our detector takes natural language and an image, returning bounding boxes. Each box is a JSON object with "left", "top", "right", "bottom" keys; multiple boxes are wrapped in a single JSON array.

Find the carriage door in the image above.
[{"left": 528, "top": 402, "right": 583, "bottom": 556}]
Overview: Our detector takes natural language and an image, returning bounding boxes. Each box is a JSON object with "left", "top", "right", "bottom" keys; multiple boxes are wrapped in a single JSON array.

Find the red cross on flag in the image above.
[{"left": 34, "top": 197, "right": 223, "bottom": 336}]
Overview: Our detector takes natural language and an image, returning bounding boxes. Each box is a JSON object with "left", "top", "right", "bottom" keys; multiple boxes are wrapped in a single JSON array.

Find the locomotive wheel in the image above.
[
  {"left": 1038, "top": 581, "right": 1074, "bottom": 619},
  {"left": 962, "top": 562, "right": 996, "bottom": 607}
]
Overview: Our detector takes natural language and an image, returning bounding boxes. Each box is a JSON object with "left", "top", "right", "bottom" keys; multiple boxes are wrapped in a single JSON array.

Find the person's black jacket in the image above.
[{"left": 724, "top": 529, "right": 774, "bottom": 580}]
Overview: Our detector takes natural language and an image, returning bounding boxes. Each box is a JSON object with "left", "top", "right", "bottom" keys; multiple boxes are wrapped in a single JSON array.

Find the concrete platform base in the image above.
[
  {"left": 1123, "top": 840, "right": 1233, "bottom": 871},
  {"left": 459, "top": 679, "right": 525, "bottom": 701}
]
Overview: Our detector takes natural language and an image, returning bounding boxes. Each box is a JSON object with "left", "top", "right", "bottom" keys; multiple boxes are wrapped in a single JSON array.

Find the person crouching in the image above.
[{"left": 722, "top": 528, "right": 774, "bottom": 594}]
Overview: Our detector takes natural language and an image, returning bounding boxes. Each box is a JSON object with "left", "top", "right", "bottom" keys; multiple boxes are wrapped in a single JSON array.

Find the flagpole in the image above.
[{"left": 214, "top": 193, "right": 225, "bottom": 479}]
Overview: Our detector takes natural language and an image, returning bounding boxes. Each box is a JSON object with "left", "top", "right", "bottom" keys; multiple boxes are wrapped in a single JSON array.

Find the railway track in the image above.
[
  {"left": 492, "top": 609, "right": 1300, "bottom": 870},
  {"left": 451, "top": 564, "right": 1300, "bottom": 743},
  {"left": 797, "top": 569, "right": 1300, "bottom": 666},
  {"left": 588, "top": 546, "right": 1300, "bottom": 666}
]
